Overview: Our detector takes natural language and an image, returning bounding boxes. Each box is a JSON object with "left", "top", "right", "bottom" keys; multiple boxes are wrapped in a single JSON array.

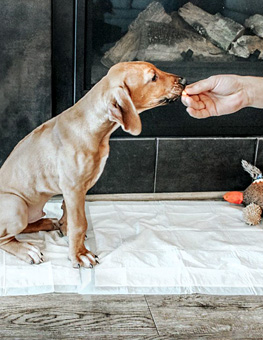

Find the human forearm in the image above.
[{"left": 242, "top": 76, "right": 263, "bottom": 109}]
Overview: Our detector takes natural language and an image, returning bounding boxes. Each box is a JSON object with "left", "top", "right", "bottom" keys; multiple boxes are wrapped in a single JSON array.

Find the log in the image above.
[
  {"left": 101, "top": 30, "right": 140, "bottom": 68},
  {"left": 137, "top": 13, "right": 231, "bottom": 62},
  {"left": 129, "top": 1, "right": 171, "bottom": 31},
  {"left": 178, "top": 2, "right": 245, "bottom": 51},
  {"left": 245, "top": 14, "right": 263, "bottom": 38},
  {"left": 101, "top": 1, "right": 171, "bottom": 67},
  {"left": 229, "top": 35, "right": 263, "bottom": 59}
]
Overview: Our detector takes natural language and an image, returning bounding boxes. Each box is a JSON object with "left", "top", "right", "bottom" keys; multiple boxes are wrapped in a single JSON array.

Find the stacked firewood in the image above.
[{"left": 101, "top": 1, "right": 263, "bottom": 67}]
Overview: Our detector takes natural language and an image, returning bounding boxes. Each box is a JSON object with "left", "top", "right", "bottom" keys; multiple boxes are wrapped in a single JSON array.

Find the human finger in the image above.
[
  {"left": 186, "top": 107, "right": 211, "bottom": 119},
  {"left": 184, "top": 77, "right": 216, "bottom": 96},
  {"left": 181, "top": 94, "right": 206, "bottom": 110}
]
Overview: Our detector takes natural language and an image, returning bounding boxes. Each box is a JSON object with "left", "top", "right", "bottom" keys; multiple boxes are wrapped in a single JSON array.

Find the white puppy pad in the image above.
[{"left": 1, "top": 200, "right": 263, "bottom": 295}]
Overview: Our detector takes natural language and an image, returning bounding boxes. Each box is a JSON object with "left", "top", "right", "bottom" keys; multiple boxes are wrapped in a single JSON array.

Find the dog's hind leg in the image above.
[
  {"left": 0, "top": 193, "right": 44, "bottom": 264},
  {"left": 21, "top": 218, "right": 60, "bottom": 233}
]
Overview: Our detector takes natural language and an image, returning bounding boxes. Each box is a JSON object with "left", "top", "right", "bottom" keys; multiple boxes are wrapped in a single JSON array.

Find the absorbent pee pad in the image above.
[{"left": 1, "top": 200, "right": 263, "bottom": 296}]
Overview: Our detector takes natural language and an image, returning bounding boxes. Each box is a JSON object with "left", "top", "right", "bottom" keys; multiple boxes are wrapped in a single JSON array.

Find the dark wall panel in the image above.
[
  {"left": 156, "top": 138, "right": 256, "bottom": 192},
  {"left": 0, "top": 0, "right": 51, "bottom": 165},
  {"left": 89, "top": 139, "right": 156, "bottom": 194}
]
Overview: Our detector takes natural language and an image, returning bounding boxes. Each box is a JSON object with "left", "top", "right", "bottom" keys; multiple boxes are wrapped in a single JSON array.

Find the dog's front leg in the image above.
[{"left": 63, "top": 191, "right": 98, "bottom": 268}]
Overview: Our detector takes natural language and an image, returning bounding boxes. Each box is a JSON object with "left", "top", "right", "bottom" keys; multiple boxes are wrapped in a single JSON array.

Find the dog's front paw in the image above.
[{"left": 70, "top": 249, "right": 99, "bottom": 269}]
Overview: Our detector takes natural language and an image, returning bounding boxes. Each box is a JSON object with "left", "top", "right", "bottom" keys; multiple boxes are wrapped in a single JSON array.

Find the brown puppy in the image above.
[{"left": 0, "top": 61, "right": 184, "bottom": 267}]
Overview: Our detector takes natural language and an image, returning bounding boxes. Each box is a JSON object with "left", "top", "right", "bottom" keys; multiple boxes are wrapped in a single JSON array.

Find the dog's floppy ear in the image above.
[{"left": 108, "top": 87, "right": 142, "bottom": 136}]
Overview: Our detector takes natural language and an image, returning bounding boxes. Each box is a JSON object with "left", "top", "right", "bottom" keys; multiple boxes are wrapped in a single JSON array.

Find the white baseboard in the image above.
[{"left": 50, "top": 192, "right": 227, "bottom": 202}]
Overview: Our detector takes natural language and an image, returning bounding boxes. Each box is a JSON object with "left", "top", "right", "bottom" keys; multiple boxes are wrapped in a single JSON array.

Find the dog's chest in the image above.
[
  {"left": 89, "top": 153, "right": 109, "bottom": 188},
  {"left": 74, "top": 141, "right": 110, "bottom": 190}
]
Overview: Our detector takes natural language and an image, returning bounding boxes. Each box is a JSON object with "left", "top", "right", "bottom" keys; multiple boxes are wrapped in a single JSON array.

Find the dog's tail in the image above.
[{"left": 241, "top": 159, "right": 262, "bottom": 180}]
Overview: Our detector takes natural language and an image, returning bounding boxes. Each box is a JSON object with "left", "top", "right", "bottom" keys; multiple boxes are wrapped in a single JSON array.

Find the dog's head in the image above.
[{"left": 107, "top": 61, "right": 185, "bottom": 136}]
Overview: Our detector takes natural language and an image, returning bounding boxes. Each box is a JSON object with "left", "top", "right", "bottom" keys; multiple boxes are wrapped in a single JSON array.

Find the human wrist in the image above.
[{"left": 242, "top": 76, "right": 263, "bottom": 109}]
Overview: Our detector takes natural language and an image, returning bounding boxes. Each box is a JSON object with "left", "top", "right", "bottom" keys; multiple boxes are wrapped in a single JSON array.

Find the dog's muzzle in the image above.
[{"left": 158, "top": 77, "right": 187, "bottom": 105}]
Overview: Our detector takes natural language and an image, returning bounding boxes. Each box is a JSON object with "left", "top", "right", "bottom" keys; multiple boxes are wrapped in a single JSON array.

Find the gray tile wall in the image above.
[
  {"left": 0, "top": 0, "right": 51, "bottom": 165},
  {"left": 90, "top": 137, "right": 259, "bottom": 194}
]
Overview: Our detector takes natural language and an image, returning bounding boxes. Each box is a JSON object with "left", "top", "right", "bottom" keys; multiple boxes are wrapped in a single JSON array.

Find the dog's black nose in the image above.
[{"left": 178, "top": 77, "right": 187, "bottom": 86}]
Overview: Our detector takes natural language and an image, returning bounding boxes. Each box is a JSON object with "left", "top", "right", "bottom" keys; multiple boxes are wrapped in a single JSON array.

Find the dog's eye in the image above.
[{"left": 152, "top": 74, "right": 158, "bottom": 82}]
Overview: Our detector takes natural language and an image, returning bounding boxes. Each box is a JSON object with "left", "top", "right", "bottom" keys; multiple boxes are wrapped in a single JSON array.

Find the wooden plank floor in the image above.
[{"left": 1, "top": 294, "right": 263, "bottom": 339}]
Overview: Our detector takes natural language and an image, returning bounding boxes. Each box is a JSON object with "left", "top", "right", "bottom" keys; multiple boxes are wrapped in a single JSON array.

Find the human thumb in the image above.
[{"left": 184, "top": 77, "right": 216, "bottom": 95}]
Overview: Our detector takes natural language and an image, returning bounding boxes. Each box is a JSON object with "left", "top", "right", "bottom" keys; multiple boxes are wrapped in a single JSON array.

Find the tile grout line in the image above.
[
  {"left": 153, "top": 138, "right": 159, "bottom": 193},
  {"left": 144, "top": 295, "right": 160, "bottom": 336},
  {"left": 254, "top": 138, "right": 259, "bottom": 165}
]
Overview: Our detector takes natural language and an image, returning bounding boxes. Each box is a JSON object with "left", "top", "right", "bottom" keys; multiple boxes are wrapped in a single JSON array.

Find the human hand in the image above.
[{"left": 181, "top": 75, "right": 250, "bottom": 119}]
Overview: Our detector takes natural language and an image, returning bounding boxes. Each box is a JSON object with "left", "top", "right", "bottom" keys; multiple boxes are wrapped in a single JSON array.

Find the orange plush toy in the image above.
[{"left": 224, "top": 160, "right": 263, "bottom": 226}]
